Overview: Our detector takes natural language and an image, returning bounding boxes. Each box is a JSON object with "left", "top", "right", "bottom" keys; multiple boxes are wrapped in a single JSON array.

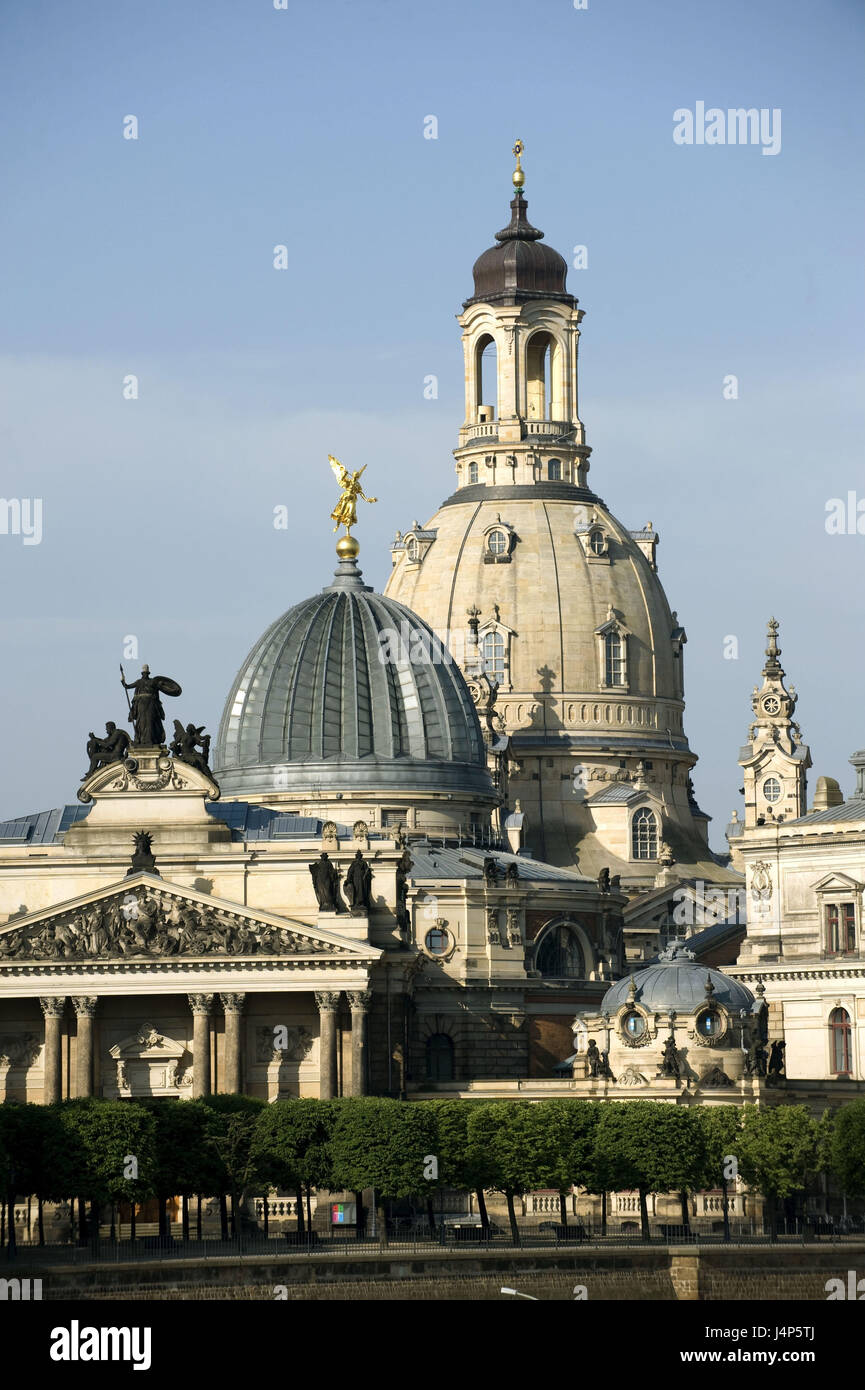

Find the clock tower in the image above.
[{"left": 737, "top": 618, "right": 811, "bottom": 832}]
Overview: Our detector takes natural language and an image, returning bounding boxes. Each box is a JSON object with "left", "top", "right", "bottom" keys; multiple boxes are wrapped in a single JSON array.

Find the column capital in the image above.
[
  {"left": 314, "top": 990, "right": 341, "bottom": 1012},
  {"left": 187, "top": 993, "right": 215, "bottom": 1015},
  {"left": 71, "top": 996, "right": 99, "bottom": 1018},
  {"left": 220, "top": 992, "right": 246, "bottom": 1014},
  {"left": 39, "top": 996, "right": 67, "bottom": 1017},
  {"left": 347, "top": 989, "right": 373, "bottom": 1013}
]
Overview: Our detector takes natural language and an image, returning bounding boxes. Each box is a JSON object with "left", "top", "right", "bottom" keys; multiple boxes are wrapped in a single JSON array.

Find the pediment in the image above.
[
  {"left": 111, "top": 1023, "right": 186, "bottom": 1061},
  {"left": 0, "top": 873, "right": 377, "bottom": 966},
  {"left": 811, "top": 872, "right": 864, "bottom": 895}
]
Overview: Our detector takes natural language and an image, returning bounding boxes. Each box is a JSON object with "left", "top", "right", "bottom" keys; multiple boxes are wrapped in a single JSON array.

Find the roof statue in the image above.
[{"left": 328, "top": 455, "right": 377, "bottom": 558}]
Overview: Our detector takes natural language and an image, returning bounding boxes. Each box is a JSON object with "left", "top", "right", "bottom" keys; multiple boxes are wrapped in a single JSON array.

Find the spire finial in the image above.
[
  {"left": 762, "top": 616, "right": 783, "bottom": 678},
  {"left": 328, "top": 455, "right": 377, "bottom": 561},
  {"left": 512, "top": 138, "right": 525, "bottom": 193}
]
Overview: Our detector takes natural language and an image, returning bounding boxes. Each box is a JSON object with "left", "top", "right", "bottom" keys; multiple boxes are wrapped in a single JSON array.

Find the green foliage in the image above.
[
  {"left": 250, "top": 1098, "right": 335, "bottom": 1193},
  {"left": 56, "top": 1098, "right": 157, "bottom": 1207},
  {"left": 594, "top": 1101, "right": 706, "bottom": 1195},
  {"left": 829, "top": 1099, "right": 865, "bottom": 1197},
  {"left": 329, "top": 1097, "right": 437, "bottom": 1199},
  {"left": 200, "top": 1095, "right": 266, "bottom": 1197},
  {"left": 737, "top": 1104, "right": 822, "bottom": 1199},
  {"left": 138, "top": 1099, "right": 215, "bottom": 1197},
  {"left": 465, "top": 1101, "right": 558, "bottom": 1196},
  {"left": 693, "top": 1105, "right": 743, "bottom": 1188}
]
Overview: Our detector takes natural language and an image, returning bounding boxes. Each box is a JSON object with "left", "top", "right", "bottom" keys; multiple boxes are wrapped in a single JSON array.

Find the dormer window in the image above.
[
  {"left": 405, "top": 536, "right": 418, "bottom": 562},
  {"left": 487, "top": 528, "right": 507, "bottom": 556},
  {"left": 482, "top": 630, "right": 506, "bottom": 683},
  {"left": 589, "top": 529, "right": 606, "bottom": 556},
  {"left": 605, "top": 630, "right": 625, "bottom": 686}
]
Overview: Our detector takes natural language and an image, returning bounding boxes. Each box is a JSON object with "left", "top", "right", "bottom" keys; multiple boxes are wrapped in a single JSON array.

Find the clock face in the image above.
[{"left": 762, "top": 695, "right": 781, "bottom": 715}]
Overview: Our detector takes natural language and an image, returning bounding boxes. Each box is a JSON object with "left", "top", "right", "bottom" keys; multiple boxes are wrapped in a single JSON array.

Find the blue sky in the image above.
[{"left": 1, "top": 0, "right": 863, "bottom": 841}]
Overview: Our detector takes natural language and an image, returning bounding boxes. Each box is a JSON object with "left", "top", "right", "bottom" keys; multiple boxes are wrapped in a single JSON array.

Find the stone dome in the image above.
[
  {"left": 601, "top": 946, "right": 755, "bottom": 1015},
  {"left": 213, "top": 556, "right": 496, "bottom": 807},
  {"left": 465, "top": 194, "right": 573, "bottom": 308}
]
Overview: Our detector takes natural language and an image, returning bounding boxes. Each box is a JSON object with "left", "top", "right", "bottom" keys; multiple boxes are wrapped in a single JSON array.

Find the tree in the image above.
[
  {"left": 57, "top": 1099, "right": 156, "bottom": 1244},
  {"left": 139, "top": 1099, "right": 214, "bottom": 1241},
  {"left": 693, "top": 1105, "right": 743, "bottom": 1241},
  {"left": 465, "top": 1101, "right": 557, "bottom": 1243},
  {"left": 537, "top": 1099, "right": 600, "bottom": 1227},
  {"left": 250, "top": 1099, "right": 335, "bottom": 1238},
  {"left": 737, "top": 1104, "right": 823, "bottom": 1236},
  {"left": 594, "top": 1102, "right": 706, "bottom": 1241},
  {"left": 200, "top": 1095, "right": 266, "bottom": 1239},
  {"left": 423, "top": 1099, "right": 498, "bottom": 1236},
  {"left": 830, "top": 1101, "right": 865, "bottom": 1199},
  {"left": 329, "top": 1098, "right": 437, "bottom": 1247}
]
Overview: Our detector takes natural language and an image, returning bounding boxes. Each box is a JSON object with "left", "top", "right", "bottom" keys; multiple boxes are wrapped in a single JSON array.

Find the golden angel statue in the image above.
[{"left": 328, "top": 455, "right": 377, "bottom": 534}]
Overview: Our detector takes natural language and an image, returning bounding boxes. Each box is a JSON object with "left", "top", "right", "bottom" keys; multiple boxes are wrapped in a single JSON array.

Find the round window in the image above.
[
  {"left": 425, "top": 927, "right": 449, "bottom": 956},
  {"left": 763, "top": 777, "right": 782, "bottom": 803},
  {"left": 622, "top": 1010, "right": 645, "bottom": 1040},
  {"left": 697, "top": 1009, "right": 722, "bottom": 1038},
  {"left": 762, "top": 695, "right": 780, "bottom": 715},
  {"left": 487, "top": 529, "right": 507, "bottom": 556}
]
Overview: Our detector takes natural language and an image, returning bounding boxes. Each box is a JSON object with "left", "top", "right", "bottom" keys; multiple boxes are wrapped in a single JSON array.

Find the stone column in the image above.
[
  {"left": 220, "top": 994, "right": 246, "bottom": 1094},
  {"left": 347, "top": 990, "right": 372, "bottom": 1097},
  {"left": 188, "top": 994, "right": 214, "bottom": 1098},
  {"left": 39, "top": 997, "right": 66, "bottom": 1103},
  {"left": 315, "top": 991, "right": 341, "bottom": 1099},
  {"left": 72, "top": 997, "right": 98, "bottom": 1098}
]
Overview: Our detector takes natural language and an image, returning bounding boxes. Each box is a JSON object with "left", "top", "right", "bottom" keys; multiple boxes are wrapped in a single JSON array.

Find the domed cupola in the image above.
[
  {"left": 465, "top": 140, "right": 573, "bottom": 309},
  {"left": 601, "top": 945, "right": 755, "bottom": 1016},
  {"left": 214, "top": 545, "right": 497, "bottom": 825}
]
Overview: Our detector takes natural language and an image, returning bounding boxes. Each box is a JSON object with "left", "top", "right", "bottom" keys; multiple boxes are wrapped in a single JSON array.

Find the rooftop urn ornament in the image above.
[{"left": 328, "top": 455, "right": 377, "bottom": 559}]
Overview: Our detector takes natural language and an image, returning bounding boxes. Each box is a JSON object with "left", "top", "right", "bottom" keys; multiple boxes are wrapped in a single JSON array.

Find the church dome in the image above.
[
  {"left": 465, "top": 194, "right": 574, "bottom": 308},
  {"left": 601, "top": 946, "right": 755, "bottom": 1015},
  {"left": 213, "top": 555, "right": 496, "bottom": 807}
]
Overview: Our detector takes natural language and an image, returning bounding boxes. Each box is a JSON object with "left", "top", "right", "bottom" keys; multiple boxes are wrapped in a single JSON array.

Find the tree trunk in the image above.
[
  {"left": 229, "top": 1189, "right": 238, "bottom": 1239},
  {"left": 89, "top": 1198, "right": 99, "bottom": 1247},
  {"left": 130, "top": 1203, "right": 136, "bottom": 1243},
  {"left": 37, "top": 1196, "right": 45, "bottom": 1247},
  {"left": 158, "top": 1195, "right": 167, "bottom": 1239},
  {"left": 1, "top": 1198, "right": 5, "bottom": 1250},
  {"left": 426, "top": 1197, "right": 437, "bottom": 1238},
  {"left": 559, "top": 1191, "right": 569, "bottom": 1227},
  {"left": 354, "top": 1190, "right": 365, "bottom": 1240},
  {"left": 475, "top": 1188, "right": 490, "bottom": 1236},
  {"left": 639, "top": 1188, "right": 650, "bottom": 1242},
  {"left": 110, "top": 1203, "right": 116, "bottom": 1242},
  {"left": 77, "top": 1196, "right": 87, "bottom": 1246},
  {"left": 601, "top": 1190, "right": 607, "bottom": 1237},
  {"left": 767, "top": 1192, "right": 778, "bottom": 1240},
  {"left": 295, "top": 1187, "right": 305, "bottom": 1238},
  {"left": 7, "top": 1190, "right": 16, "bottom": 1254},
  {"left": 182, "top": 1194, "right": 190, "bottom": 1243},
  {"left": 305, "top": 1184, "right": 313, "bottom": 1233},
  {"left": 196, "top": 1195, "right": 202, "bottom": 1242},
  {"left": 376, "top": 1193, "right": 389, "bottom": 1249},
  {"left": 262, "top": 1194, "right": 269, "bottom": 1239},
  {"left": 721, "top": 1177, "right": 731, "bottom": 1243},
  {"left": 679, "top": 1189, "right": 691, "bottom": 1235},
  {"left": 505, "top": 1189, "right": 520, "bottom": 1245},
  {"left": 219, "top": 1192, "right": 229, "bottom": 1240}
]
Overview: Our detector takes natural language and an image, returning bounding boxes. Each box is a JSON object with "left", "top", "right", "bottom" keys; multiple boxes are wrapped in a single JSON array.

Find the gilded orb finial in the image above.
[
  {"left": 328, "top": 455, "right": 377, "bottom": 559},
  {"left": 512, "top": 138, "right": 525, "bottom": 192}
]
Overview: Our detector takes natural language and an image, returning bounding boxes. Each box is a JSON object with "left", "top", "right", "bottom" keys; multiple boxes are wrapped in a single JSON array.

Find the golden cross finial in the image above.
[{"left": 512, "top": 138, "right": 525, "bottom": 192}]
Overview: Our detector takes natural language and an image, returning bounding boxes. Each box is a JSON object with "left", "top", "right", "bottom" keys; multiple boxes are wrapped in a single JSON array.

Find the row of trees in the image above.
[{"left": 0, "top": 1096, "right": 862, "bottom": 1249}]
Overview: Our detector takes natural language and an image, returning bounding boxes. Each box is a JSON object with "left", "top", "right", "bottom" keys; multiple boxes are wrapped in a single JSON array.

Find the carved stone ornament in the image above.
[
  {"left": 255, "top": 1025, "right": 314, "bottom": 1064},
  {"left": 505, "top": 907, "right": 522, "bottom": 947},
  {"left": 0, "top": 887, "right": 353, "bottom": 963},
  {"left": 750, "top": 861, "right": 773, "bottom": 916},
  {"left": 699, "top": 1064, "right": 734, "bottom": 1089},
  {"left": 0, "top": 1032, "right": 42, "bottom": 1068},
  {"left": 486, "top": 907, "right": 501, "bottom": 946},
  {"left": 617, "top": 1065, "right": 646, "bottom": 1087}
]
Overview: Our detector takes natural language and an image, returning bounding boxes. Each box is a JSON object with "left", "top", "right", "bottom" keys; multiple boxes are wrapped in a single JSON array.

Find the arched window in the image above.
[
  {"left": 547, "top": 458, "right": 561, "bottom": 481},
  {"left": 482, "top": 630, "right": 505, "bottom": 683},
  {"left": 526, "top": 331, "right": 558, "bottom": 419},
  {"left": 487, "top": 528, "right": 507, "bottom": 556},
  {"left": 589, "top": 529, "right": 605, "bottom": 555},
  {"left": 475, "top": 335, "right": 497, "bottom": 420},
  {"left": 830, "top": 1008, "right": 852, "bottom": 1074},
  {"left": 536, "top": 924, "right": 585, "bottom": 978},
  {"left": 632, "top": 808, "right": 658, "bottom": 860},
  {"left": 468, "top": 461, "right": 479, "bottom": 484},
  {"left": 605, "top": 630, "right": 625, "bottom": 686},
  {"left": 426, "top": 1033, "right": 454, "bottom": 1082},
  {"left": 405, "top": 536, "right": 418, "bottom": 562}
]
